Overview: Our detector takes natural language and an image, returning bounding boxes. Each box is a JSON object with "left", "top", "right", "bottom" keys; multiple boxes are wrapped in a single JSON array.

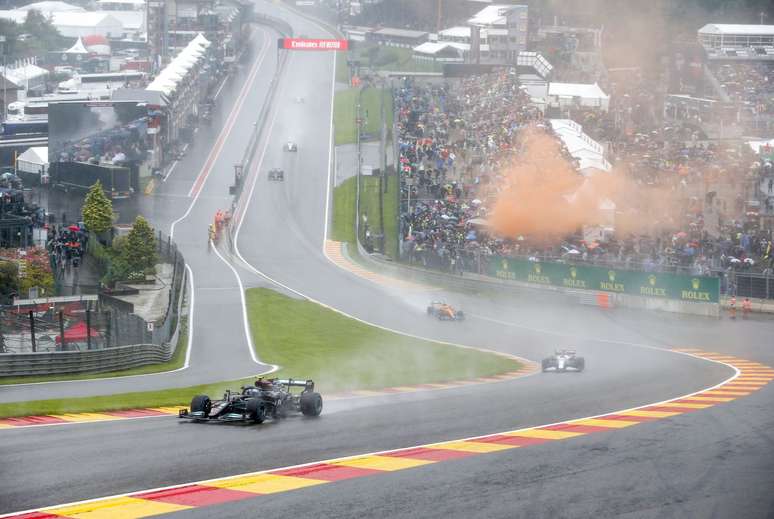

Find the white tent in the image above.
[
  {"left": 190, "top": 33, "right": 211, "bottom": 48},
  {"left": 549, "top": 119, "right": 611, "bottom": 175},
  {"left": 548, "top": 82, "right": 610, "bottom": 111},
  {"left": 16, "top": 146, "right": 49, "bottom": 179},
  {"left": 64, "top": 37, "right": 89, "bottom": 55}
]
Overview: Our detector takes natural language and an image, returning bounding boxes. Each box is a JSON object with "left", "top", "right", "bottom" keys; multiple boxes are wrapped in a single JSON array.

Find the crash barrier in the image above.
[
  {"left": 353, "top": 245, "right": 720, "bottom": 317},
  {"left": 0, "top": 232, "right": 187, "bottom": 374},
  {"left": 0, "top": 342, "right": 173, "bottom": 377},
  {"left": 226, "top": 14, "right": 293, "bottom": 243}
]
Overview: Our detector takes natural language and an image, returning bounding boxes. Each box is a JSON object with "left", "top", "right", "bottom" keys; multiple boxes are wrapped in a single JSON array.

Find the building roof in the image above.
[
  {"left": 413, "top": 42, "right": 466, "bottom": 56},
  {"left": 98, "top": 10, "right": 144, "bottom": 31},
  {"left": 65, "top": 37, "right": 89, "bottom": 54},
  {"left": 97, "top": 0, "right": 145, "bottom": 5},
  {"left": 699, "top": 24, "right": 774, "bottom": 36},
  {"left": 548, "top": 82, "right": 609, "bottom": 100},
  {"left": 468, "top": 5, "right": 516, "bottom": 27},
  {"left": 372, "top": 27, "right": 429, "bottom": 39},
  {"left": 549, "top": 119, "right": 610, "bottom": 173},
  {"left": 0, "top": 63, "right": 50, "bottom": 87},
  {"left": 51, "top": 11, "right": 122, "bottom": 28},
  {"left": 439, "top": 26, "right": 471, "bottom": 39},
  {"left": 18, "top": 1, "right": 83, "bottom": 12}
]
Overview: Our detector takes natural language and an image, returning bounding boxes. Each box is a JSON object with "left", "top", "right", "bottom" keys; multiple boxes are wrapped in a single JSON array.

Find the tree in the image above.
[
  {"left": 123, "top": 216, "right": 157, "bottom": 273},
  {"left": 81, "top": 181, "right": 114, "bottom": 234},
  {"left": 0, "top": 260, "right": 19, "bottom": 304}
]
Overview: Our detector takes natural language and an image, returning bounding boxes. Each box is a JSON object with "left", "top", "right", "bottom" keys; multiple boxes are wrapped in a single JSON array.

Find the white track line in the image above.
[
  {"left": 171, "top": 29, "right": 270, "bottom": 237},
  {"left": 210, "top": 240, "right": 279, "bottom": 371},
  {"left": 0, "top": 350, "right": 749, "bottom": 519}
]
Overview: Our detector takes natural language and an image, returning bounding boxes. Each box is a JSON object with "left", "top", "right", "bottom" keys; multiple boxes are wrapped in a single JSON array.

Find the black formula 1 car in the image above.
[
  {"left": 542, "top": 349, "right": 585, "bottom": 373},
  {"left": 427, "top": 301, "right": 465, "bottom": 321},
  {"left": 268, "top": 168, "right": 284, "bottom": 181},
  {"left": 179, "top": 378, "right": 323, "bottom": 424}
]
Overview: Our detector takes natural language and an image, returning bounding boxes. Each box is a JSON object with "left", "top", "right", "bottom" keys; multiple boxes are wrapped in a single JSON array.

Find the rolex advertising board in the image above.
[{"left": 488, "top": 257, "right": 719, "bottom": 303}]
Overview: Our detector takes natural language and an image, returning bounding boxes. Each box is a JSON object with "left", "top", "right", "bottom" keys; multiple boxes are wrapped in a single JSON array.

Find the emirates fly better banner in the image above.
[
  {"left": 487, "top": 256, "right": 720, "bottom": 303},
  {"left": 278, "top": 38, "right": 349, "bottom": 51}
]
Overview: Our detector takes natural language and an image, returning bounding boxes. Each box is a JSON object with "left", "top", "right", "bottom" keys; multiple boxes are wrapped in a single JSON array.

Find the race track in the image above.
[{"left": 1, "top": 2, "right": 773, "bottom": 517}]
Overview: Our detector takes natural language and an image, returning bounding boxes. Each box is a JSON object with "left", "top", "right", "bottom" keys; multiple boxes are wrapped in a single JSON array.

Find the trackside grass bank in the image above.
[
  {"left": 0, "top": 290, "right": 520, "bottom": 418},
  {"left": 246, "top": 288, "right": 518, "bottom": 390},
  {"left": 333, "top": 87, "right": 392, "bottom": 145},
  {"left": 331, "top": 174, "right": 398, "bottom": 258},
  {"left": 0, "top": 317, "right": 190, "bottom": 386}
]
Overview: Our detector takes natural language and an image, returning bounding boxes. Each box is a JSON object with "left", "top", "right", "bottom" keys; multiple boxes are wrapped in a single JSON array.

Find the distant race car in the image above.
[
  {"left": 285, "top": 141, "right": 297, "bottom": 152},
  {"left": 268, "top": 168, "right": 284, "bottom": 181},
  {"left": 179, "top": 378, "right": 323, "bottom": 424},
  {"left": 427, "top": 301, "right": 465, "bottom": 321},
  {"left": 542, "top": 349, "right": 585, "bottom": 373}
]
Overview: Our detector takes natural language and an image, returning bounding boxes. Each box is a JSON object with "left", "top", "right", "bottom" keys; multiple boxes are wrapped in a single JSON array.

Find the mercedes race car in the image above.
[
  {"left": 427, "top": 301, "right": 465, "bottom": 321},
  {"left": 268, "top": 168, "right": 284, "bottom": 181},
  {"left": 542, "top": 349, "right": 585, "bottom": 373},
  {"left": 179, "top": 378, "right": 323, "bottom": 424},
  {"left": 285, "top": 141, "right": 297, "bottom": 152}
]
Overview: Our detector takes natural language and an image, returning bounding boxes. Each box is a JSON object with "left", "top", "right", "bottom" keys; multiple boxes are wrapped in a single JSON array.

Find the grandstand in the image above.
[{"left": 698, "top": 24, "right": 774, "bottom": 60}]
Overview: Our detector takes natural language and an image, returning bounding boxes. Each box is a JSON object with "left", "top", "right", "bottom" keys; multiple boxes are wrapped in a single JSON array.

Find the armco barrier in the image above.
[
  {"left": 352, "top": 245, "right": 720, "bottom": 318},
  {"left": 0, "top": 343, "right": 173, "bottom": 377}
]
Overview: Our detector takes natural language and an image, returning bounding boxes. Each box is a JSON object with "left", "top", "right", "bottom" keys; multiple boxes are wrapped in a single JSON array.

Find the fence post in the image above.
[
  {"left": 86, "top": 308, "right": 92, "bottom": 350},
  {"left": 29, "top": 310, "right": 36, "bottom": 353},
  {"left": 59, "top": 311, "right": 65, "bottom": 352},
  {"left": 104, "top": 310, "right": 111, "bottom": 348}
]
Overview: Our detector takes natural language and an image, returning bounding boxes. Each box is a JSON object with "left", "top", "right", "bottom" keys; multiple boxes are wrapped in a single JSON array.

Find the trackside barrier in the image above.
[
  {"left": 0, "top": 254, "right": 189, "bottom": 376},
  {"left": 351, "top": 246, "right": 720, "bottom": 318},
  {"left": 226, "top": 14, "right": 293, "bottom": 249},
  {"left": 0, "top": 343, "right": 173, "bottom": 377}
]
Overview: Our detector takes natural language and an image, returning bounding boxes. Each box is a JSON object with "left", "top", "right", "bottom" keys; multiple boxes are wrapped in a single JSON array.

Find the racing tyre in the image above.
[
  {"left": 541, "top": 359, "right": 552, "bottom": 372},
  {"left": 426, "top": 307, "right": 433, "bottom": 316},
  {"left": 246, "top": 398, "right": 267, "bottom": 424},
  {"left": 574, "top": 357, "right": 585, "bottom": 372},
  {"left": 190, "top": 395, "right": 211, "bottom": 417},
  {"left": 300, "top": 392, "right": 323, "bottom": 417},
  {"left": 455, "top": 311, "right": 465, "bottom": 321}
]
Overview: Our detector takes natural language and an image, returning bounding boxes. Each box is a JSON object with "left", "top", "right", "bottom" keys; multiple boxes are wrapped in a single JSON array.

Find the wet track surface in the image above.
[{"left": 1, "top": 1, "right": 774, "bottom": 517}]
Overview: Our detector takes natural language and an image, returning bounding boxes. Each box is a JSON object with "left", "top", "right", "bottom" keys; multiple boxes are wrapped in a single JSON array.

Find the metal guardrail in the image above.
[{"left": 0, "top": 343, "right": 173, "bottom": 377}]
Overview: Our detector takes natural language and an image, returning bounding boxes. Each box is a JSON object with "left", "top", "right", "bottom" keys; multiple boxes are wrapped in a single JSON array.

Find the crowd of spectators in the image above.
[
  {"left": 713, "top": 62, "right": 774, "bottom": 117},
  {"left": 47, "top": 224, "right": 87, "bottom": 274},
  {"left": 55, "top": 117, "right": 150, "bottom": 166},
  {"left": 395, "top": 68, "right": 774, "bottom": 279}
]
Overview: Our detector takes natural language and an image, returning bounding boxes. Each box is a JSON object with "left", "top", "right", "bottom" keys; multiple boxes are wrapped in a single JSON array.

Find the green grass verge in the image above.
[
  {"left": 336, "top": 52, "right": 350, "bottom": 84},
  {"left": 0, "top": 291, "right": 520, "bottom": 419},
  {"left": 245, "top": 288, "right": 520, "bottom": 392},
  {"left": 0, "top": 317, "right": 189, "bottom": 385},
  {"left": 331, "top": 173, "right": 398, "bottom": 258},
  {"left": 333, "top": 87, "right": 392, "bottom": 145},
  {"left": 332, "top": 175, "right": 357, "bottom": 244}
]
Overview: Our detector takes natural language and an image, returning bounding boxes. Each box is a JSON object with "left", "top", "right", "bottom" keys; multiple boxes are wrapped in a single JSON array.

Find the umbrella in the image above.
[
  {"left": 471, "top": 199, "right": 482, "bottom": 205},
  {"left": 68, "top": 225, "right": 80, "bottom": 232},
  {"left": 744, "top": 258, "right": 755, "bottom": 265},
  {"left": 565, "top": 249, "right": 581, "bottom": 255}
]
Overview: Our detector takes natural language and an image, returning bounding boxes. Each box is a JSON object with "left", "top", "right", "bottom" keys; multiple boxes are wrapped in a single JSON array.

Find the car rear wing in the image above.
[{"left": 276, "top": 379, "right": 314, "bottom": 391}]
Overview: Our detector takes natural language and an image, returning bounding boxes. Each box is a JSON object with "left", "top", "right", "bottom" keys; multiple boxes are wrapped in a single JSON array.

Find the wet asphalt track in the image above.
[{"left": 1, "top": 2, "right": 773, "bottom": 517}]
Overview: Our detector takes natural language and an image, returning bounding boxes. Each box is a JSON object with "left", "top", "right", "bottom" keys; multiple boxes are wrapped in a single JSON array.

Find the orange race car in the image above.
[{"left": 426, "top": 301, "right": 465, "bottom": 321}]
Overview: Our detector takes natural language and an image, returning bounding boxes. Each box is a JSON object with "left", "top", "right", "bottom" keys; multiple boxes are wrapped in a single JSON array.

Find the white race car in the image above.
[{"left": 542, "top": 349, "right": 585, "bottom": 373}]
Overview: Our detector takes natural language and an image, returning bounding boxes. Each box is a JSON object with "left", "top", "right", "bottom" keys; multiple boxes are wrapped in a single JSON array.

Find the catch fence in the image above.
[{"left": 0, "top": 231, "right": 185, "bottom": 355}]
